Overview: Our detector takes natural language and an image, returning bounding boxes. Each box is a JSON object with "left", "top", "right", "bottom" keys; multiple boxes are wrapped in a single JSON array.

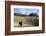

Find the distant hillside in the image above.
[
  {"left": 14, "top": 13, "right": 27, "bottom": 16},
  {"left": 29, "top": 13, "right": 38, "bottom": 17},
  {"left": 14, "top": 13, "right": 38, "bottom": 17}
]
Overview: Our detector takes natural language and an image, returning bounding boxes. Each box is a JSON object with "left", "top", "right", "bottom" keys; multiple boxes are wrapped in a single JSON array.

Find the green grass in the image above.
[
  {"left": 14, "top": 16, "right": 25, "bottom": 22},
  {"left": 14, "top": 23, "right": 33, "bottom": 27},
  {"left": 14, "top": 16, "right": 38, "bottom": 27}
]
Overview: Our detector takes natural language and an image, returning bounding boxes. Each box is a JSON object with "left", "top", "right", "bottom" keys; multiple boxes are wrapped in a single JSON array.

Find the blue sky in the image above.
[{"left": 14, "top": 8, "right": 39, "bottom": 15}]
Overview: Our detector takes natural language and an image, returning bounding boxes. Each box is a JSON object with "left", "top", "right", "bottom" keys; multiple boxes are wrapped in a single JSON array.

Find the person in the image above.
[{"left": 19, "top": 21, "right": 22, "bottom": 27}]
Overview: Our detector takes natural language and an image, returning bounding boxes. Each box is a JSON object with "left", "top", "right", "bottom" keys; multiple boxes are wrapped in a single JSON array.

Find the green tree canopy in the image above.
[{"left": 29, "top": 13, "right": 38, "bottom": 17}]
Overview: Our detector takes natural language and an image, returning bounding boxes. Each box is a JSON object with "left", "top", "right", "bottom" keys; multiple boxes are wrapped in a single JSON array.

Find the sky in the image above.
[{"left": 14, "top": 8, "right": 39, "bottom": 15}]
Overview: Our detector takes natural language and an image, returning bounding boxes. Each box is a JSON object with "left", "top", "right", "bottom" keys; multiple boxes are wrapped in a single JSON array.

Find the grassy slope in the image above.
[{"left": 14, "top": 16, "right": 33, "bottom": 27}]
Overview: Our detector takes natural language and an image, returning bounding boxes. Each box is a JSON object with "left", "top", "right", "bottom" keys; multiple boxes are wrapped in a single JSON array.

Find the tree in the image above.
[
  {"left": 29, "top": 13, "right": 38, "bottom": 17},
  {"left": 32, "top": 19, "right": 39, "bottom": 26}
]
